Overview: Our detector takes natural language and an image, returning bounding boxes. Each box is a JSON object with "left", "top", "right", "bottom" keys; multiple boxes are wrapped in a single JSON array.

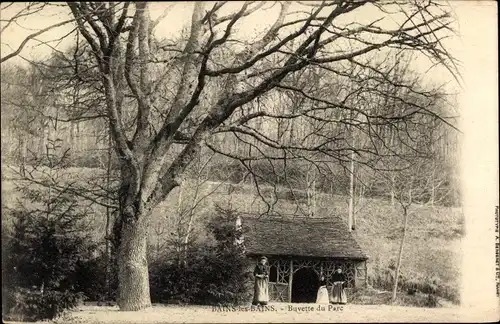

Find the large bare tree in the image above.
[{"left": 1, "top": 1, "right": 459, "bottom": 310}]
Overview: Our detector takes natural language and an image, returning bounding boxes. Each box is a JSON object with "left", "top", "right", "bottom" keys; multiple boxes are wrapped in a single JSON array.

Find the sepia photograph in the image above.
[{"left": 1, "top": 1, "right": 498, "bottom": 323}]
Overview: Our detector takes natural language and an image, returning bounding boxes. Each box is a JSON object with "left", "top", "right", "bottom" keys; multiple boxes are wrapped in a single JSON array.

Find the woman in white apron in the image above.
[
  {"left": 316, "top": 274, "right": 329, "bottom": 304},
  {"left": 252, "top": 256, "right": 269, "bottom": 305}
]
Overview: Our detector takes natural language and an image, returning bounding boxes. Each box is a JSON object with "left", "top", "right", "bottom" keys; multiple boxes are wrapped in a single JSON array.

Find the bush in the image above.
[
  {"left": 72, "top": 247, "right": 117, "bottom": 302},
  {"left": 424, "top": 293, "right": 439, "bottom": 307},
  {"left": 350, "top": 286, "right": 441, "bottom": 308},
  {"left": 149, "top": 248, "right": 252, "bottom": 305},
  {"left": 194, "top": 247, "right": 252, "bottom": 305},
  {"left": 149, "top": 207, "right": 252, "bottom": 305},
  {"left": 367, "top": 262, "right": 460, "bottom": 305},
  {"left": 4, "top": 287, "right": 84, "bottom": 322},
  {"left": 2, "top": 187, "right": 101, "bottom": 320},
  {"left": 149, "top": 256, "right": 198, "bottom": 304}
]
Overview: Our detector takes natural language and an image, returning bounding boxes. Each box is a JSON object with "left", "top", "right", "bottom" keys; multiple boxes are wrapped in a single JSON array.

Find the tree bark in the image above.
[
  {"left": 114, "top": 158, "right": 154, "bottom": 310},
  {"left": 348, "top": 150, "right": 355, "bottom": 231},
  {"left": 19, "top": 135, "right": 26, "bottom": 176},
  {"left": 391, "top": 206, "right": 409, "bottom": 303},
  {"left": 306, "top": 167, "right": 316, "bottom": 217},
  {"left": 117, "top": 211, "right": 151, "bottom": 311},
  {"left": 390, "top": 174, "right": 396, "bottom": 206},
  {"left": 429, "top": 163, "right": 436, "bottom": 206},
  {"left": 105, "top": 130, "right": 112, "bottom": 300}
]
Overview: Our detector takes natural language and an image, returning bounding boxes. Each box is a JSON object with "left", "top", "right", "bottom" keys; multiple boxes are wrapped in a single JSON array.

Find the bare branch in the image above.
[{"left": 1, "top": 17, "right": 76, "bottom": 63}]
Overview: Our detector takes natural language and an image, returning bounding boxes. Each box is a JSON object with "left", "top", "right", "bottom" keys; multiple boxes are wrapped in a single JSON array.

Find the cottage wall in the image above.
[
  {"left": 245, "top": 256, "right": 367, "bottom": 303},
  {"left": 355, "top": 260, "right": 368, "bottom": 288}
]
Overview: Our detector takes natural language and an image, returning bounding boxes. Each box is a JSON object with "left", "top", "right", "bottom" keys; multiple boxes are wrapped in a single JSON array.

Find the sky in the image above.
[
  {"left": 1, "top": 0, "right": 499, "bottom": 315},
  {"left": 0, "top": 2, "right": 464, "bottom": 80}
]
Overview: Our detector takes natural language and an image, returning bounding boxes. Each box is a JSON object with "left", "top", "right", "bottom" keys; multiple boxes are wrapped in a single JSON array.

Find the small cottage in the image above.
[{"left": 239, "top": 215, "right": 368, "bottom": 303}]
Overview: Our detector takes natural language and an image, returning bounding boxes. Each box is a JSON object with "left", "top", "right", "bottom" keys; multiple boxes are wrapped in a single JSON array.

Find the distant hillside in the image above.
[
  {"left": 146, "top": 177, "right": 463, "bottom": 300},
  {"left": 1, "top": 166, "right": 463, "bottom": 302}
]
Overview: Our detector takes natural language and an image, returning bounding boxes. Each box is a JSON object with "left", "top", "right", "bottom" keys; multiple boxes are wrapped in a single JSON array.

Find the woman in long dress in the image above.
[
  {"left": 252, "top": 256, "right": 269, "bottom": 306},
  {"left": 316, "top": 274, "right": 329, "bottom": 304},
  {"left": 330, "top": 266, "right": 347, "bottom": 304}
]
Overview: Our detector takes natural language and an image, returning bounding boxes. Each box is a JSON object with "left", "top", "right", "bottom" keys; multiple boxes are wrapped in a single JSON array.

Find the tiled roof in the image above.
[{"left": 241, "top": 215, "right": 368, "bottom": 260}]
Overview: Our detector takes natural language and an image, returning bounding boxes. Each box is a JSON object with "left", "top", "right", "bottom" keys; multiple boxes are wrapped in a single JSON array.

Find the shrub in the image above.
[
  {"left": 149, "top": 206, "right": 252, "bottom": 305},
  {"left": 194, "top": 247, "right": 252, "bottom": 305},
  {"left": 367, "top": 262, "right": 460, "bottom": 305},
  {"left": 350, "top": 286, "right": 441, "bottom": 308},
  {"left": 72, "top": 247, "right": 116, "bottom": 302},
  {"left": 149, "top": 248, "right": 252, "bottom": 305},
  {"left": 424, "top": 293, "right": 439, "bottom": 307},
  {"left": 4, "top": 287, "right": 84, "bottom": 322},
  {"left": 2, "top": 184, "right": 100, "bottom": 320},
  {"left": 149, "top": 255, "right": 199, "bottom": 304}
]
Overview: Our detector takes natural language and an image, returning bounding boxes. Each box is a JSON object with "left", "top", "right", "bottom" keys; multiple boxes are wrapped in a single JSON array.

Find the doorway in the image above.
[{"left": 291, "top": 267, "right": 319, "bottom": 303}]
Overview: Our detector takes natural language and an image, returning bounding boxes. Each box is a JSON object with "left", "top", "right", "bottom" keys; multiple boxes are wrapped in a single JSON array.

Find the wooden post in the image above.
[{"left": 288, "top": 260, "right": 293, "bottom": 303}]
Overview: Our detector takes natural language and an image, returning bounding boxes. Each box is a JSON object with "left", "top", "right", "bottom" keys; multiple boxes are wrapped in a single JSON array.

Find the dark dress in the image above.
[
  {"left": 330, "top": 272, "right": 347, "bottom": 304},
  {"left": 331, "top": 272, "right": 347, "bottom": 285},
  {"left": 252, "top": 264, "right": 269, "bottom": 305}
]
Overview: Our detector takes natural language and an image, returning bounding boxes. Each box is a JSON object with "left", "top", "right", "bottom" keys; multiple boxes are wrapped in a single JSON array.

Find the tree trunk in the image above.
[
  {"left": 306, "top": 167, "right": 316, "bottom": 218},
  {"left": 183, "top": 211, "right": 195, "bottom": 259},
  {"left": 348, "top": 151, "right": 355, "bottom": 231},
  {"left": 105, "top": 130, "right": 112, "bottom": 300},
  {"left": 19, "top": 135, "right": 26, "bottom": 176},
  {"left": 117, "top": 212, "right": 151, "bottom": 311},
  {"left": 428, "top": 164, "right": 435, "bottom": 206},
  {"left": 390, "top": 175, "right": 396, "bottom": 206},
  {"left": 391, "top": 206, "right": 409, "bottom": 303}
]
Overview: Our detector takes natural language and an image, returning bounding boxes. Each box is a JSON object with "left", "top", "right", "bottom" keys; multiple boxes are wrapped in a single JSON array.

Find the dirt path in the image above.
[{"left": 42, "top": 303, "right": 496, "bottom": 323}]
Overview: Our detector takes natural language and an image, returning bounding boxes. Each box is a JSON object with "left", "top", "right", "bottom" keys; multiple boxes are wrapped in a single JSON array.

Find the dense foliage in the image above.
[
  {"left": 2, "top": 181, "right": 105, "bottom": 321},
  {"left": 368, "top": 261, "right": 460, "bottom": 306},
  {"left": 149, "top": 207, "right": 252, "bottom": 305}
]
